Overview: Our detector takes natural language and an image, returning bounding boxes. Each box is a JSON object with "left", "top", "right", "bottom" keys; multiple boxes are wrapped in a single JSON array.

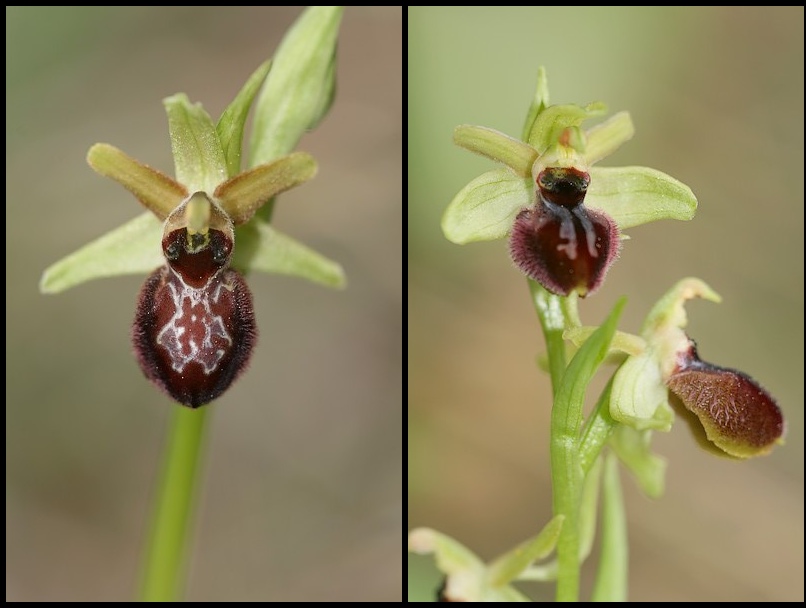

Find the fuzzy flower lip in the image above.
[
  {"left": 510, "top": 166, "right": 620, "bottom": 296},
  {"left": 442, "top": 68, "right": 698, "bottom": 284},
  {"left": 39, "top": 7, "right": 346, "bottom": 295},
  {"left": 606, "top": 278, "right": 785, "bottom": 459},
  {"left": 667, "top": 338, "right": 784, "bottom": 458}
]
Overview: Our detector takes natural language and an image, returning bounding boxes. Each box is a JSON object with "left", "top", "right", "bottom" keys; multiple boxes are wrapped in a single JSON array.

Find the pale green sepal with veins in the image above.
[
  {"left": 40, "top": 212, "right": 165, "bottom": 294},
  {"left": 587, "top": 166, "right": 698, "bottom": 230},
  {"left": 442, "top": 169, "right": 531, "bottom": 244}
]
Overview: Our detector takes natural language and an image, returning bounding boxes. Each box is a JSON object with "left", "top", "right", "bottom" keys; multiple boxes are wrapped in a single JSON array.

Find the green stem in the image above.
[
  {"left": 534, "top": 295, "right": 624, "bottom": 602},
  {"left": 528, "top": 279, "right": 567, "bottom": 395},
  {"left": 140, "top": 406, "right": 210, "bottom": 601}
]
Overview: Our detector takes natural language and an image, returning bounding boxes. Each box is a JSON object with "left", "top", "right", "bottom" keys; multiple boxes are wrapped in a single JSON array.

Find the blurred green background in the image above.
[
  {"left": 7, "top": 6, "right": 401, "bottom": 602},
  {"left": 409, "top": 6, "right": 803, "bottom": 602}
]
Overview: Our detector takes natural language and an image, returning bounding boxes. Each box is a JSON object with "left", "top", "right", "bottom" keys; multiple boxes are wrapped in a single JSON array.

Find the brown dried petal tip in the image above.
[
  {"left": 509, "top": 167, "right": 620, "bottom": 297},
  {"left": 666, "top": 338, "right": 784, "bottom": 458}
]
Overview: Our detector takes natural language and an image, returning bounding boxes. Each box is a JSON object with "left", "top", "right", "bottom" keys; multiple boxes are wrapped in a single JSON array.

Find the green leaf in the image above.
[
  {"left": 555, "top": 298, "right": 626, "bottom": 442},
  {"left": 249, "top": 6, "right": 342, "bottom": 167},
  {"left": 164, "top": 93, "right": 228, "bottom": 194},
  {"left": 442, "top": 169, "right": 531, "bottom": 244},
  {"left": 214, "top": 152, "right": 317, "bottom": 225},
  {"left": 526, "top": 102, "right": 607, "bottom": 153},
  {"left": 586, "top": 166, "right": 697, "bottom": 229},
  {"left": 453, "top": 125, "right": 537, "bottom": 178},
  {"left": 609, "top": 425, "right": 667, "bottom": 498},
  {"left": 233, "top": 221, "right": 345, "bottom": 289},
  {"left": 487, "top": 515, "right": 564, "bottom": 586},
  {"left": 551, "top": 298, "right": 625, "bottom": 602},
  {"left": 87, "top": 144, "right": 187, "bottom": 220},
  {"left": 521, "top": 457, "right": 602, "bottom": 584},
  {"left": 579, "top": 379, "right": 617, "bottom": 473},
  {"left": 40, "top": 212, "right": 163, "bottom": 294},
  {"left": 217, "top": 59, "right": 273, "bottom": 178},
  {"left": 577, "top": 455, "right": 604, "bottom": 563},
  {"left": 590, "top": 453, "right": 628, "bottom": 602},
  {"left": 583, "top": 111, "right": 634, "bottom": 166}
]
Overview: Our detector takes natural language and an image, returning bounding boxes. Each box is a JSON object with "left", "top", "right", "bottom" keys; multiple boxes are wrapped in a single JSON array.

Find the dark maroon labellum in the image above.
[
  {"left": 667, "top": 338, "right": 784, "bottom": 458},
  {"left": 509, "top": 167, "right": 619, "bottom": 297},
  {"left": 132, "top": 218, "right": 257, "bottom": 408}
]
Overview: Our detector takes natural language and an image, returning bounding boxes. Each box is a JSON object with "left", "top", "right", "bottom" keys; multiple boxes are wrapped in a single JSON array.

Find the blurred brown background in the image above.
[
  {"left": 7, "top": 6, "right": 401, "bottom": 602},
  {"left": 408, "top": 6, "right": 803, "bottom": 602}
]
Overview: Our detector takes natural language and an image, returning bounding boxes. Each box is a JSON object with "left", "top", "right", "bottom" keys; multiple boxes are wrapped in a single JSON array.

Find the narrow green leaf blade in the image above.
[
  {"left": 40, "top": 212, "right": 164, "bottom": 294},
  {"left": 590, "top": 453, "right": 628, "bottom": 602},
  {"left": 487, "top": 515, "right": 565, "bottom": 586},
  {"left": 217, "top": 59, "right": 273, "bottom": 177},
  {"left": 555, "top": 298, "right": 626, "bottom": 440},
  {"left": 521, "top": 66, "right": 550, "bottom": 142}
]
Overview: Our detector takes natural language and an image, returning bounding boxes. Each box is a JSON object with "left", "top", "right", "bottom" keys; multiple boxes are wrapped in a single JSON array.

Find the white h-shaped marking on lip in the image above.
[{"left": 156, "top": 272, "right": 234, "bottom": 375}]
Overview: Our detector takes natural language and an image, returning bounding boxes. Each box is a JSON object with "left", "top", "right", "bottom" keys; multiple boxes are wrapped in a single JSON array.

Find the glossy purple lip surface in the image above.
[{"left": 509, "top": 167, "right": 619, "bottom": 297}]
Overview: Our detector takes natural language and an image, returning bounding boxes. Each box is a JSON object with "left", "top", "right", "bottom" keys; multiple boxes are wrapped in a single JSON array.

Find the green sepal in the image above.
[
  {"left": 583, "top": 111, "right": 635, "bottom": 166},
  {"left": 233, "top": 221, "right": 345, "bottom": 289},
  {"left": 526, "top": 101, "right": 607, "bottom": 153},
  {"left": 164, "top": 93, "right": 228, "bottom": 194},
  {"left": 442, "top": 168, "right": 531, "bottom": 244},
  {"left": 587, "top": 166, "right": 698, "bottom": 229},
  {"left": 40, "top": 212, "right": 164, "bottom": 294}
]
